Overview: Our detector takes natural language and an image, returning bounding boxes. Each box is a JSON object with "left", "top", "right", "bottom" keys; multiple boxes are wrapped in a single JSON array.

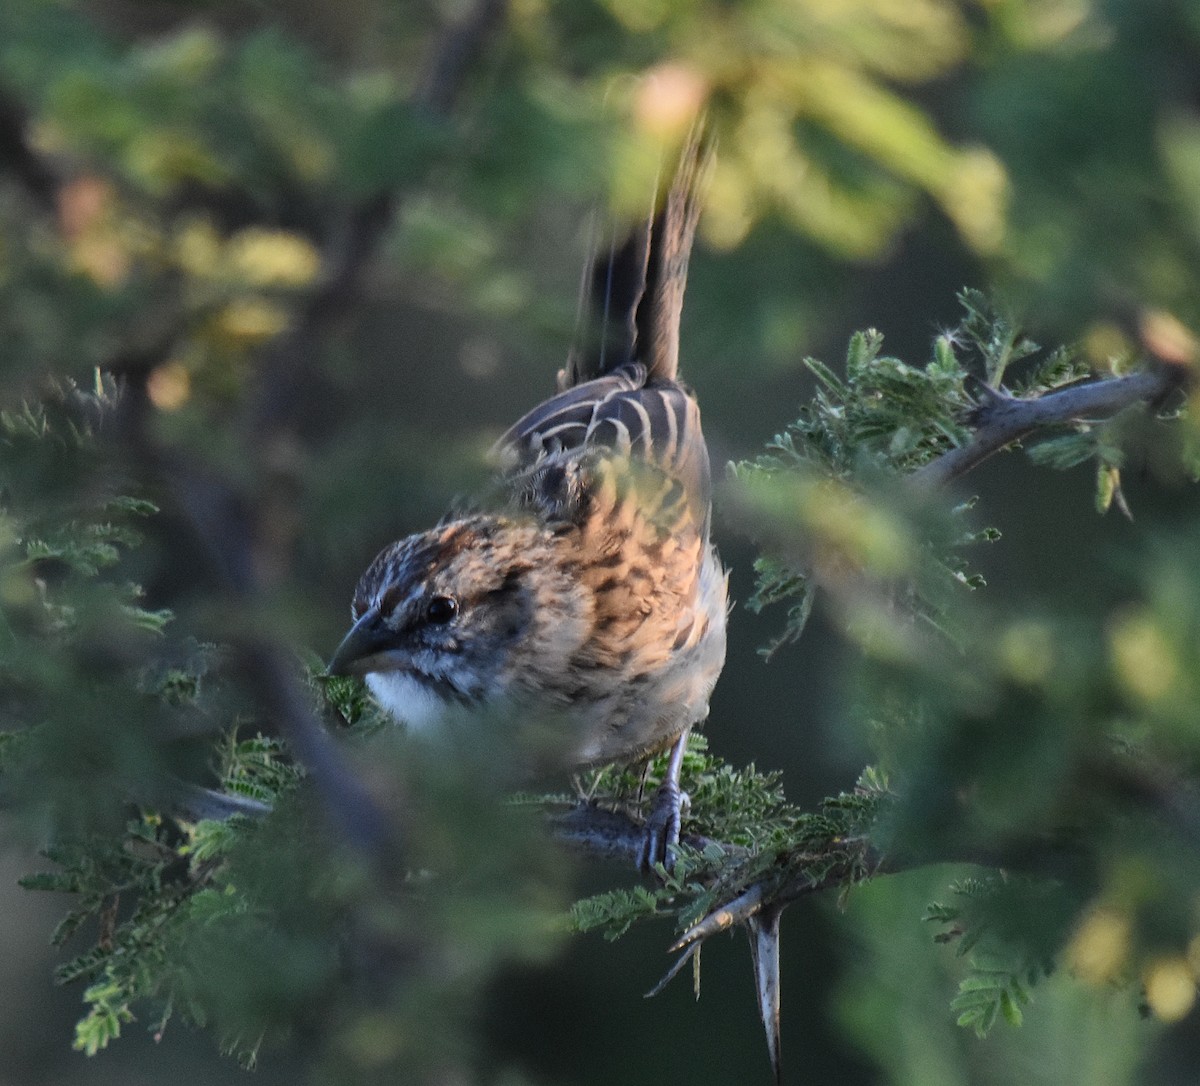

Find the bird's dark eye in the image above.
[{"left": 426, "top": 595, "right": 459, "bottom": 624}]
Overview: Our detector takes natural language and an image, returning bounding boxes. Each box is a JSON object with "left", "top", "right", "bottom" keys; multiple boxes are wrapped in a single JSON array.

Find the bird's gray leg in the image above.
[{"left": 639, "top": 729, "right": 690, "bottom": 874}]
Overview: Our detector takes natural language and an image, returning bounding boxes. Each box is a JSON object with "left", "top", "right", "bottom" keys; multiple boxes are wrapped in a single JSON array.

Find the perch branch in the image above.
[
  {"left": 913, "top": 364, "right": 1185, "bottom": 488},
  {"left": 547, "top": 803, "right": 740, "bottom": 863}
]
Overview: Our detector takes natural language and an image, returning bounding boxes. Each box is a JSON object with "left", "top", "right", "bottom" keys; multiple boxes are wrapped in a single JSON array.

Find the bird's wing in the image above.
[
  {"left": 493, "top": 363, "right": 711, "bottom": 536},
  {"left": 491, "top": 363, "right": 647, "bottom": 470}
]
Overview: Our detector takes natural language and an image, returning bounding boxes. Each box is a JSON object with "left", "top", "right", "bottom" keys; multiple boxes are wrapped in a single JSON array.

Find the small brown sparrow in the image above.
[{"left": 329, "top": 135, "right": 727, "bottom": 869}]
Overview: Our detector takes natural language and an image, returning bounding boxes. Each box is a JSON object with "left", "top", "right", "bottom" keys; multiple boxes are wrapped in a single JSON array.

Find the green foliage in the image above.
[
  {"left": 0, "top": 379, "right": 563, "bottom": 1076},
  {"left": 571, "top": 884, "right": 671, "bottom": 942},
  {"left": 748, "top": 323, "right": 974, "bottom": 482},
  {"left": 714, "top": 287, "right": 1200, "bottom": 1059},
  {"left": 956, "top": 288, "right": 1047, "bottom": 389},
  {"left": 924, "top": 875, "right": 1067, "bottom": 1038},
  {"left": 8, "top": 284, "right": 1196, "bottom": 1083},
  {"left": 0, "top": 377, "right": 186, "bottom": 840},
  {"left": 25, "top": 817, "right": 202, "bottom": 1054},
  {"left": 733, "top": 295, "right": 995, "bottom": 656},
  {"left": 948, "top": 953, "right": 1034, "bottom": 1038},
  {"left": 3, "top": 3, "right": 1200, "bottom": 1086},
  {"left": 217, "top": 731, "right": 303, "bottom": 806}
]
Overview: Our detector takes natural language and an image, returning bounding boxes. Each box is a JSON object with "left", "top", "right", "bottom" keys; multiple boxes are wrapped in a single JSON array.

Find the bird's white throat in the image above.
[{"left": 365, "top": 671, "right": 448, "bottom": 732}]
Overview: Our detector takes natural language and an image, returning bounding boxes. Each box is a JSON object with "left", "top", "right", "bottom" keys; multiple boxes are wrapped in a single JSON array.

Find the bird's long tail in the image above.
[
  {"left": 567, "top": 128, "right": 711, "bottom": 387},
  {"left": 639, "top": 126, "right": 708, "bottom": 384}
]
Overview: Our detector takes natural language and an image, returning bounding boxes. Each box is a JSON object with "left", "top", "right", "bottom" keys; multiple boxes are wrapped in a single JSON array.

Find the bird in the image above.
[{"left": 328, "top": 132, "right": 727, "bottom": 871}]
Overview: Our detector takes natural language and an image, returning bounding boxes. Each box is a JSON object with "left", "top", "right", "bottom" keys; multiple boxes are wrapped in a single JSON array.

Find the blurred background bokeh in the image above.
[{"left": 3, "top": 0, "right": 1200, "bottom": 1083}]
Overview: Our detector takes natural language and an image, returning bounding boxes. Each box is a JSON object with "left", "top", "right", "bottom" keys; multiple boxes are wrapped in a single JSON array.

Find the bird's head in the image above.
[{"left": 328, "top": 516, "right": 585, "bottom": 728}]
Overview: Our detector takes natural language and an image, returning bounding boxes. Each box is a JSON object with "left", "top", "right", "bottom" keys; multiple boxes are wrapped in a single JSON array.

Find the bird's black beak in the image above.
[{"left": 327, "top": 609, "right": 393, "bottom": 677}]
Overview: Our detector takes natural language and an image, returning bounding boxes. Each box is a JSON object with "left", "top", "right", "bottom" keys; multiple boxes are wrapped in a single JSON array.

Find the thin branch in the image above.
[
  {"left": 238, "top": 643, "right": 395, "bottom": 858},
  {"left": 103, "top": 383, "right": 402, "bottom": 860},
  {"left": 0, "top": 90, "right": 58, "bottom": 212},
  {"left": 551, "top": 799, "right": 1098, "bottom": 946},
  {"left": 913, "top": 364, "right": 1186, "bottom": 488},
  {"left": 249, "top": 0, "right": 509, "bottom": 441},
  {"left": 169, "top": 783, "right": 273, "bottom": 822},
  {"left": 547, "top": 802, "right": 738, "bottom": 861},
  {"left": 417, "top": 0, "right": 509, "bottom": 116},
  {"left": 644, "top": 941, "right": 700, "bottom": 998}
]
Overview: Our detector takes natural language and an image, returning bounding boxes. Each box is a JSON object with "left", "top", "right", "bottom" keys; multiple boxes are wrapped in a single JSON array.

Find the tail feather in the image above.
[
  {"left": 494, "top": 130, "right": 713, "bottom": 531},
  {"left": 640, "top": 128, "right": 709, "bottom": 384},
  {"left": 570, "top": 129, "right": 711, "bottom": 386}
]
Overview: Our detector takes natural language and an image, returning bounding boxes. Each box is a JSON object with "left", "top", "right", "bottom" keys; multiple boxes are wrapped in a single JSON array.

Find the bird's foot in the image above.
[
  {"left": 635, "top": 730, "right": 692, "bottom": 875},
  {"left": 639, "top": 778, "right": 690, "bottom": 874}
]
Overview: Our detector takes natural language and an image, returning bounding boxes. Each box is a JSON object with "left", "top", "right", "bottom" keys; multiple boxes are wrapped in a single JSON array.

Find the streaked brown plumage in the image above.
[{"left": 329, "top": 133, "right": 726, "bottom": 868}]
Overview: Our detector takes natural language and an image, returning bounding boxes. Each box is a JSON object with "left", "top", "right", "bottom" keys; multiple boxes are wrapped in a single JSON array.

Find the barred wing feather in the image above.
[{"left": 493, "top": 362, "right": 712, "bottom": 536}]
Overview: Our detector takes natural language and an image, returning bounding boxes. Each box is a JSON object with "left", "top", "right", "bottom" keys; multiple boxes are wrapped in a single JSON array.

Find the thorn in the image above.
[
  {"left": 748, "top": 904, "right": 785, "bottom": 1086},
  {"left": 669, "top": 882, "right": 767, "bottom": 951},
  {"left": 966, "top": 379, "right": 1016, "bottom": 426},
  {"left": 968, "top": 376, "right": 1011, "bottom": 405},
  {"left": 645, "top": 941, "right": 700, "bottom": 999}
]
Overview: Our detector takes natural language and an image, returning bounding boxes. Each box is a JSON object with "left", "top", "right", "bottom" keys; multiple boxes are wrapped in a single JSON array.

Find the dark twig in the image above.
[
  {"left": 548, "top": 803, "right": 735, "bottom": 863},
  {"left": 238, "top": 643, "right": 394, "bottom": 857},
  {"left": 0, "top": 90, "right": 59, "bottom": 212},
  {"left": 249, "top": 0, "right": 509, "bottom": 442},
  {"left": 169, "top": 783, "right": 273, "bottom": 822},
  {"left": 105, "top": 381, "right": 402, "bottom": 859},
  {"left": 913, "top": 364, "right": 1185, "bottom": 488},
  {"left": 417, "top": 0, "right": 508, "bottom": 116}
]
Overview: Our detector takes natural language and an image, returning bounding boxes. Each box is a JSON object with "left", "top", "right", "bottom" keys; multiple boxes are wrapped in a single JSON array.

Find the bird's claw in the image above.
[
  {"left": 639, "top": 781, "right": 690, "bottom": 874},
  {"left": 639, "top": 730, "right": 692, "bottom": 875}
]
